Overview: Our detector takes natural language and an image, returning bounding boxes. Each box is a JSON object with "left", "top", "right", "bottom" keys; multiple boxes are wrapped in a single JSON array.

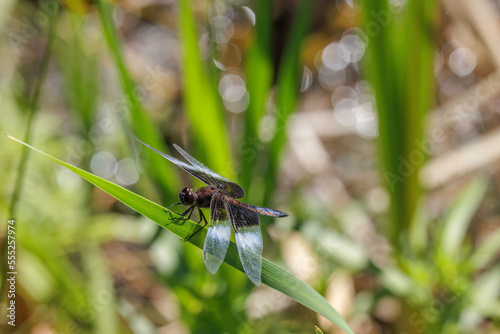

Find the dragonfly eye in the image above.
[{"left": 179, "top": 187, "right": 195, "bottom": 205}]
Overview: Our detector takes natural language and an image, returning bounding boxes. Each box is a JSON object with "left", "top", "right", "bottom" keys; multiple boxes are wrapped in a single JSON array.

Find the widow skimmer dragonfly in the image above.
[{"left": 136, "top": 139, "right": 288, "bottom": 286}]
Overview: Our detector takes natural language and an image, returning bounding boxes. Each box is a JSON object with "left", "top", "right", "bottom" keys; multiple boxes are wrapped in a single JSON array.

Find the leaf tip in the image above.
[
  {"left": 5, "top": 134, "right": 19, "bottom": 143},
  {"left": 315, "top": 325, "right": 324, "bottom": 334}
]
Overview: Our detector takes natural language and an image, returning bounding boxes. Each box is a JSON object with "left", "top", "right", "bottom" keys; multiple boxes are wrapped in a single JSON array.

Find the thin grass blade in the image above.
[
  {"left": 178, "top": 0, "right": 232, "bottom": 175},
  {"left": 470, "top": 227, "right": 500, "bottom": 270},
  {"left": 438, "top": 177, "right": 488, "bottom": 259},
  {"left": 97, "top": 0, "right": 179, "bottom": 202},
  {"left": 7, "top": 135, "right": 354, "bottom": 334},
  {"left": 239, "top": 0, "right": 273, "bottom": 191},
  {"left": 361, "top": 1, "right": 438, "bottom": 248},
  {"left": 264, "top": 0, "right": 312, "bottom": 204}
]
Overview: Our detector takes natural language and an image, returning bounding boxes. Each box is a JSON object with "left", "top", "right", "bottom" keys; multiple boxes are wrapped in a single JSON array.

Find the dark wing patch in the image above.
[
  {"left": 226, "top": 201, "right": 263, "bottom": 286},
  {"left": 225, "top": 202, "right": 260, "bottom": 231}
]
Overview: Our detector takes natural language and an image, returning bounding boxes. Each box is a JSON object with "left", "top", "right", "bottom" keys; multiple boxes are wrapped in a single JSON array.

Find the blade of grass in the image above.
[
  {"left": 438, "top": 177, "right": 488, "bottom": 260},
  {"left": 239, "top": 0, "right": 273, "bottom": 191},
  {"left": 470, "top": 227, "right": 500, "bottom": 270},
  {"left": 361, "top": 0, "right": 404, "bottom": 247},
  {"left": 97, "top": 0, "right": 179, "bottom": 202},
  {"left": 1, "top": 3, "right": 58, "bottom": 312},
  {"left": 471, "top": 266, "right": 500, "bottom": 318},
  {"left": 7, "top": 135, "right": 354, "bottom": 334},
  {"left": 82, "top": 239, "right": 118, "bottom": 333},
  {"left": 8, "top": 7, "right": 58, "bottom": 218},
  {"left": 360, "top": 1, "right": 438, "bottom": 248},
  {"left": 408, "top": 200, "right": 430, "bottom": 256},
  {"left": 315, "top": 325, "right": 325, "bottom": 334},
  {"left": 55, "top": 11, "right": 99, "bottom": 133},
  {"left": 404, "top": 0, "right": 438, "bottom": 249},
  {"left": 178, "top": 0, "right": 232, "bottom": 175},
  {"left": 264, "top": 0, "right": 312, "bottom": 205},
  {"left": 21, "top": 223, "right": 90, "bottom": 319}
]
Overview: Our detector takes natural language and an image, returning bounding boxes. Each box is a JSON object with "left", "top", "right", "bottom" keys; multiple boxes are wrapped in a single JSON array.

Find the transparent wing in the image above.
[
  {"left": 226, "top": 202, "right": 263, "bottom": 286},
  {"left": 136, "top": 139, "right": 214, "bottom": 187},
  {"left": 174, "top": 144, "right": 245, "bottom": 199},
  {"left": 203, "top": 193, "right": 231, "bottom": 274},
  {"left": 135, "top": 138, "right": 226, "bottom": 187}
]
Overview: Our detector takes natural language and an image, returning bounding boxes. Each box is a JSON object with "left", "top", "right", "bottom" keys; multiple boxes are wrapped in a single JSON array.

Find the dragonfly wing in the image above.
[
  {"left": 226, "top": 203, "right": 263, "bottom": 286},
  {"left": 174, "top": 144, "right": 245, "bottom": 199},
  {"left": 203, "top": 193, "right": 231, "bottom": 274},
  {"left": 136, "top": 139, "right": 214, "bottom": 187}
]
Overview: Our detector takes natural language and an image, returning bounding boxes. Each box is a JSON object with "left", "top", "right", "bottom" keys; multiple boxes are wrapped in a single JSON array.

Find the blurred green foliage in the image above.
[
  {"left": 1, "top": 0, "right": 499, "bottom": 333},
  {"left": 9, "top": 135, "right": 353, "bottom": 333},
  {"left": 361, "top": 0, "right": 438, "bottom": 248}
]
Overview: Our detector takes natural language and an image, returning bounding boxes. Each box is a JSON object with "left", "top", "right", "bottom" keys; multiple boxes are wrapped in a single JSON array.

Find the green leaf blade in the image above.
[
  {"left": 264, "top": 0, "right": 313, "bottom": 205},
  {"left": 439, "top": 177, "right": 488, "bottom": 259},
  {"left": 7, "top": 135, "right": 353, "bottom": 334},
  {"left": 470, "top": 227, "right": 500, "bottom": 270},
  {"left": 178, "top": 0, "right": 232, "bottom": 176},
  {"left": 97, "top": 0, "right": 180, "bottom": 202}
]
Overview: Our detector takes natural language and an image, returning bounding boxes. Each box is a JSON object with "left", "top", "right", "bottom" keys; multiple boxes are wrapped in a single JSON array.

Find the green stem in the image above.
[
  {"left": 97, "top": 0, "right": 180, "bottom": 203},
  {"left": 263, "top": 0, "right": 312, "bottom": 205},
  {"left": 2, "top": 1, "right": 59, "bottom": 316}
]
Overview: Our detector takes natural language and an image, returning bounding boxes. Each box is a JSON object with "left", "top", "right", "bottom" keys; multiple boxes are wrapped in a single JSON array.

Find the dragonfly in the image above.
[{"left": 136, "top": 139, "right": 288, "bottom": 286}]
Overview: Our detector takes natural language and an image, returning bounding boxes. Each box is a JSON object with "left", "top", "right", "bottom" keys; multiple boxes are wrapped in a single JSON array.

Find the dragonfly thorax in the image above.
[{"left": 179, "top": 186, "right": 214, "bottom": 208}]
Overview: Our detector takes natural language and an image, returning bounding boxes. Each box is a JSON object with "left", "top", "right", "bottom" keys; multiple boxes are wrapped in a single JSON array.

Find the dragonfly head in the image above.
[{"left": 179, "top": 187, "right": 196, "bottom": 206}]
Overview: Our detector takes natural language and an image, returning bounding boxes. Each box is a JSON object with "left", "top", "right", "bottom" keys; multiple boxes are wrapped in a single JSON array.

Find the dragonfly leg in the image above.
[
  {"left": 168, "top": 202, "right": 181, "bottom": 210},
  {"left": 168, "top": 203, "right": 194, "bottom": 220},
  {"left": 184, "top": 208, "right": 208, "bottom": 242}
]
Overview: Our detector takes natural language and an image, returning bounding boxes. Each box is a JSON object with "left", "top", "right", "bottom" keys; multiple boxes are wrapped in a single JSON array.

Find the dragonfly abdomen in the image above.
[{"left": 227, "top": 198, "right": 288, "bottom": 218}]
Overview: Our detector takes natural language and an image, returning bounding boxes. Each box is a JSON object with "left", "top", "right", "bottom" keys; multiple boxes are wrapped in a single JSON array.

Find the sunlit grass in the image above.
[
  {"left": 2, "top": 0, "right": 499, "bottom": 333},
  {"left": 9, "top": 135, "right": 354, "bottom": 334},
  {"left": 98, "top": 0, "right": 179, "bottom": 203},
  {"left": 361, "top": 0, "right": 438, "bottom": 248}
]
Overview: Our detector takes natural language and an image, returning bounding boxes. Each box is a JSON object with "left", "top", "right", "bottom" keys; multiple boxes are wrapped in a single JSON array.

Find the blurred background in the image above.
[{"left": 1, "top": 0, "right": 500, "bottom": 333}]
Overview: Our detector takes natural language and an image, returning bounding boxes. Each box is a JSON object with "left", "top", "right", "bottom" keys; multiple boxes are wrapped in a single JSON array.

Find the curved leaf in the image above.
[{"left": 7, "top": 135, "right": 354, "bottom": 334}]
